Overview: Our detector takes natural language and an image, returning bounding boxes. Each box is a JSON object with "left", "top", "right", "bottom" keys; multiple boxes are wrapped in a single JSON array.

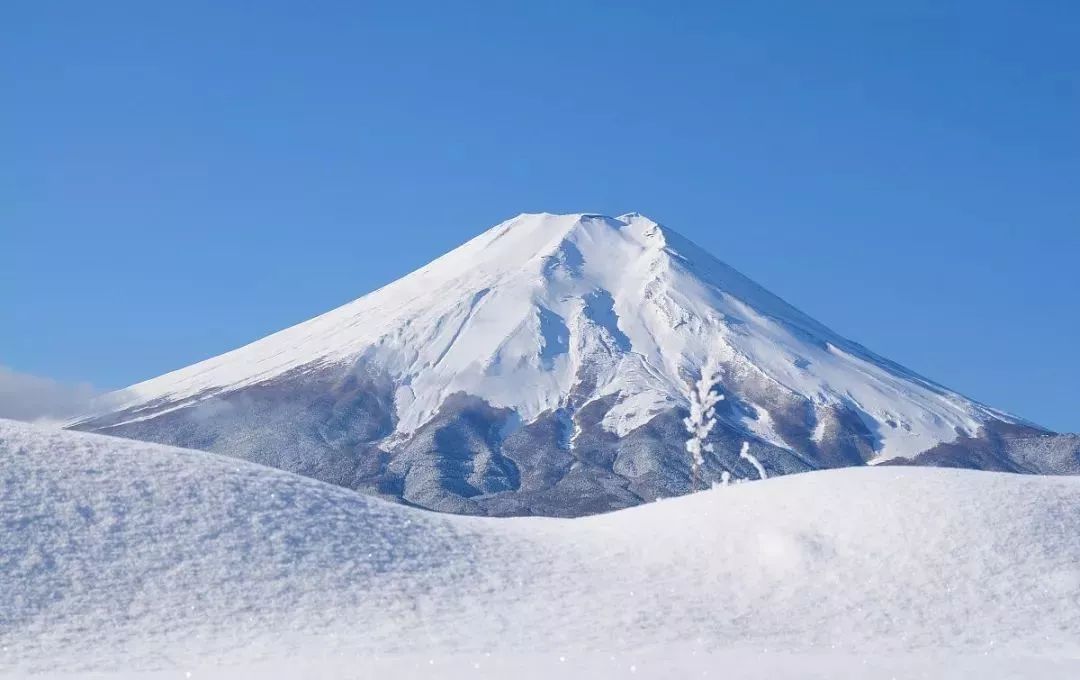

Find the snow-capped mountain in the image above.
[{"left": 71, "top": 213, "right": 1079, "bottom": 514}]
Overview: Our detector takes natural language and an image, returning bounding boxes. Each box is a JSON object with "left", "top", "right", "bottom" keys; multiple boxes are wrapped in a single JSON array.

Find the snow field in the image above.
[{"left": 3, "top": 419, "right": 1079, "bottom": 678}]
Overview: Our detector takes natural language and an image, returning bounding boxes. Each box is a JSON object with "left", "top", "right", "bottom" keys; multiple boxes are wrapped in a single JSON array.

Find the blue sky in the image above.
[{"left": 3, "top": 1, "right": 1078, "bottom": 431}]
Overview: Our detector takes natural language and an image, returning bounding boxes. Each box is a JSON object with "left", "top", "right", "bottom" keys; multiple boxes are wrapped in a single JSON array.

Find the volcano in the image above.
[{"left": 71, "top": 212, "right": 1080, "bottom": 515}]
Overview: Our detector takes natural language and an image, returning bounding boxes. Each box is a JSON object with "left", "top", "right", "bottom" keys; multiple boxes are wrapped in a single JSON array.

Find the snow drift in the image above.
[{"left": 3, "top": 420, "right": 1079, "bottom": 678}]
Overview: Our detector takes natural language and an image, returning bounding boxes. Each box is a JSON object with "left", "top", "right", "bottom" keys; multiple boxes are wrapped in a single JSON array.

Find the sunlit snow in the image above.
[{"left": 4, "top": 419, "right": 1078, "bottom": 679}]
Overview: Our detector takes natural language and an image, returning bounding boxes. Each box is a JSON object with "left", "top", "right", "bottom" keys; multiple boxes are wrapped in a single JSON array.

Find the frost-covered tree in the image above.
[
  {"left": 683, "top": 360, "right": 724, "bottom": 491},
  {"left": 684, "top": 359, "right": 769, "bottom": 491}
]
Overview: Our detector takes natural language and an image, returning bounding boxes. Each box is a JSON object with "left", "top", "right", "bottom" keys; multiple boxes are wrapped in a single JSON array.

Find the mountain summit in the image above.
[{"left": 72, "top": 213, "right": 1079, "bottom": 515}]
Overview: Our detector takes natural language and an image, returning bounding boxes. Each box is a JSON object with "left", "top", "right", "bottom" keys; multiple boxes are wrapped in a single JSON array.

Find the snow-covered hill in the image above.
[
  {"left": 71, "top": 213, "right": 1079, "bottom": 514},
  {"left": 3, "top": 420, "right": 1079, "bottom": 679}
]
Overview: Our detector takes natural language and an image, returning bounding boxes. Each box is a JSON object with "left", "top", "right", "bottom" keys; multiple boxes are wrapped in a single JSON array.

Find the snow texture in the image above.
[{"left": 4, "top": 419, "right": 1079, "bottom": 678}]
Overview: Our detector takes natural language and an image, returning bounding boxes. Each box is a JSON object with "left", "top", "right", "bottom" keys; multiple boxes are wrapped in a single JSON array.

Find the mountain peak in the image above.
[
  {"left": 87, "top": 210, "right": 1003, "bottom": 448},
  {"left": 70, "top": 211, "right": 1069, "bottom": 516},
  {"left": 499, "top": 210, "right": 663, "bottom": 239}
]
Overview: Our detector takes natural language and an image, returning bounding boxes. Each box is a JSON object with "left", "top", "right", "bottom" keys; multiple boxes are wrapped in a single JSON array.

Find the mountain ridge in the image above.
[{"left": 71, "top": 212, "right": 1079, "bottom": 515}]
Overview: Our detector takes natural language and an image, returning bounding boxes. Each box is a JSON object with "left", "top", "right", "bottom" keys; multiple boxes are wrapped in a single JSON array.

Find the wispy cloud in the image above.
[{"left": 0, "top": 366, "right": 106, "bottom": 423}]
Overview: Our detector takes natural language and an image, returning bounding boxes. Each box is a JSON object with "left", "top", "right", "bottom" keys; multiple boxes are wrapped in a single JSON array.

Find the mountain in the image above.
[
  {"left": 5, "top": 419, "right": 1080, "bottom": 678},
  {"left": 70, "top": 212, "right": 1079, "bottom": 515}
]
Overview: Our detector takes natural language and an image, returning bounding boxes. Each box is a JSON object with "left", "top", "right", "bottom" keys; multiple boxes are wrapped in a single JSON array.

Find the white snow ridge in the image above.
[{"left": 2, "top": 419, "right": 1080, "bottom": 679}]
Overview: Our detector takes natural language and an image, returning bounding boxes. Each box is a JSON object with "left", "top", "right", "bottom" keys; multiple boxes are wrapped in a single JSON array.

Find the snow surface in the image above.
[
  {"left": 77, "top": 213, "right": 1020, "bottom": 463},
  {"left": 4, "top": 419, "right": 1079, "bottom": 679}
]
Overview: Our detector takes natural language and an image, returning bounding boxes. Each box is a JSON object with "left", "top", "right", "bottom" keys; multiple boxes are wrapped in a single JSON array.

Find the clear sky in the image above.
[{"left": 3, "top": 1, "right": 1078, "bottom": 431}]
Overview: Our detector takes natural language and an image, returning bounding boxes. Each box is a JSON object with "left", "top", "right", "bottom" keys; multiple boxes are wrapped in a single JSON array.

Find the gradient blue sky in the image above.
[{"left": 3, "top": 1, "right": 1078, "bottom": 431}]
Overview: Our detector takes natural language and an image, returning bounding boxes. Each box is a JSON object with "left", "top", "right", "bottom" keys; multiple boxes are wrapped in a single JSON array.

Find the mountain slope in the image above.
[
  {"left": 4, "top": 420, "right": 1080, "bottom": 678},
  {"left": 71, "top": 213, "right": 1079, "bottom": 514}
]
